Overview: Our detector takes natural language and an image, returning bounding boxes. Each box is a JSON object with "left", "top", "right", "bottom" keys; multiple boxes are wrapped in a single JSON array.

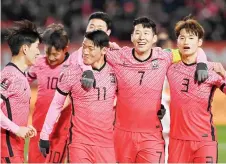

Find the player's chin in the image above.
[
  {"left": 136, "top": 47, "right": 150, "bottom": 53},
  {"left": 83, "top": 60, "right": 92, "bottom": 65},
  {"left": 182, "top": 50, "right": 195, "bottom": 56}
]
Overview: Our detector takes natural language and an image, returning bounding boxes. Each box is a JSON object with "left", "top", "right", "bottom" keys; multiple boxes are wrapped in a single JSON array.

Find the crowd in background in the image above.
[{"left": 1, "top": 0, "right": 226, "bottom": 42}]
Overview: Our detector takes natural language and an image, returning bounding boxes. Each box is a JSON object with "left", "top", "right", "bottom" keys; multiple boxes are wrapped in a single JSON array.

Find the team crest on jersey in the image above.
[
  {"left": 151, "top": 59, "right": 159, "bottom": 69},
  {"left": 110, "top": 73, "right": 116, "bottom": 83},
  {"left": 0, "top": 78, "right": 11, "bottom": 91}
]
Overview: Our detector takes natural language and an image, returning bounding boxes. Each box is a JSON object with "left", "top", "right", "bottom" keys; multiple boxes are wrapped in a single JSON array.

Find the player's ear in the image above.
[
  {"left": 101, "top": 47, "right": 107, "bottom": 55},
  {"left": 131, "top": 33, "right": 134, "bottom": 43},
  {"left": 153, "top": 34, "right": 158, "bottom": 44},
  {"left": 198, "top": 39, "right": 203, "bottom": 47},
  {"left": 21, "top": 44, "right": 29, "bottom": 55},
  {"left": 106, "top": 29, "right": 111, "bottom": 36},
  {"left": 63, "top": 45, "right": 69, "bottom": 53}
]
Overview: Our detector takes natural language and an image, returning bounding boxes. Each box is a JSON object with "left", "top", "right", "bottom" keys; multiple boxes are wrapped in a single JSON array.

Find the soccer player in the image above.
[
  {"left": 69, "top": 12, "right": 118, "bottom": 66},
  {"left": 0, "top": 20, "right": 40, "bottom": 163},
  {"left": 103, "top": 17, "right": 208, "bottom": 163},
  {"left": 39, "top": 30, "right": 117, "bottom": 163},
  {"left": 26, "top": 24, "right": 72, "bottom": 163},
  {"left": 167, "top": 16, "right": 226, "bottom": 163}
]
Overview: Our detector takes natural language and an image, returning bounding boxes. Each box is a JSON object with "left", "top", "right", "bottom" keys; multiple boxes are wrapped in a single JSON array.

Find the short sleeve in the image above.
[{"left": 57, "top": 66, "right": 78, "bottom": 95}]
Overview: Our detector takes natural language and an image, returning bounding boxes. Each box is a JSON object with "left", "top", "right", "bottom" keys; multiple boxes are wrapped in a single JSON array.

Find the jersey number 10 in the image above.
[{"left": 47, "top": 77, "right": 58, "bottom": 89}]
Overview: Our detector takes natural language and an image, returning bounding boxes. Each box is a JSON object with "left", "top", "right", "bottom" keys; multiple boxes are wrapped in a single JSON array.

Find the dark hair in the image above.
[
  {"left": 175, "top": 15, "right": 205, "bottom": 39},
  {"left": 42, "top": 24, "right": 69, "bottom": 53},
  {"left": 85, "top": 30, "right": 109, "bottom": 48},
  {"left": 133, "top": 17, "right": 157, "bottom": 34},
  {"left": 88, "top": 12, "right": 112, "bottom": 30},
  {"left": 5, "top": 20, "right": 41, "bottom": 56}
]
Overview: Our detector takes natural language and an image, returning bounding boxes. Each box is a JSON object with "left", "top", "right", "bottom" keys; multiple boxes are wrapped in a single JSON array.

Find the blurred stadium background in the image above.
[{"left": 1, "top": 0, "right": 226, "bottom": 163}]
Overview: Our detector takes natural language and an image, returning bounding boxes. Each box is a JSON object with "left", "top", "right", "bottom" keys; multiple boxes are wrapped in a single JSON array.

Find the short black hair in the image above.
[
  {"left": 88, "top": 12, "right": 112, "bottom": 30},
  {"left": 85, "top": 30, "right": 109, "bottom": 48},
  {"left": 5, "top": 20, "right": 41, "bottom": 56},
  {"left": 133, "top": 17, "right": 157, "bottom": 35},
  {"left": 42, "top": 24, "right": 69, "bottom": 53}
]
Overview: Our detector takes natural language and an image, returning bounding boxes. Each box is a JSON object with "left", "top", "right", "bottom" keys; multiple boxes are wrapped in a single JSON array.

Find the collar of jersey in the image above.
[
  {"left": 132, "top": 48, "right": 153, "bottom": 62},
  {"left": 6, "top": 62, "right": 25, "bottom": 76},
  {"left": 182, "top": 61, "right": 196, "bottom": 66},
  {"left": 92, "top": 58, "right": 107, "bottom": 72}
]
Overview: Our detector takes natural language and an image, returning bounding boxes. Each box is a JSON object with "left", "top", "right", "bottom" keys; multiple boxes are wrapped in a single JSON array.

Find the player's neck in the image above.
[
  {"left": 181, "top": 52, "right": 197, "bottom": 65},
  {"left": 134, "top": 49, "right": 152, "bottom": 61},
  {"left": 11, "top": 54, "right": 28, "bottom": 72},
  {"left": 91, "top": 56, "right": 106, "bottom": 71}
]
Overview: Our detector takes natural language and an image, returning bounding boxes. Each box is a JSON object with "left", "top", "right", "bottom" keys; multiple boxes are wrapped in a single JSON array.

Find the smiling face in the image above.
[
  {"left": 131, "top": 24, "right": 157, "bottom": 55},
  {"left": 23, "top": 39, "right": 40, "bottom": 66},
  {"left": 45, "top": 46, "right": 66, "bottom": 66},
  {"left": 82, "top": 38, "right": 104, "bottom": 65},
  {"left": 177, "top": 28, "right": 203, "bottom": 56}
]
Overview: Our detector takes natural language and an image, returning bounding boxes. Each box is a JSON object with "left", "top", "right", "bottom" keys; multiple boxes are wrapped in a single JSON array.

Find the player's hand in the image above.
[
  {"left": 27, "top": 125, "right": 37, "bottom": 138},
  {"left": 15, "top": 126, "right": 32, "bottom": 139},
  {"left": 157, "top": 104, "right": 166, "bottom": 120},
  {"left": 213, "top": 62, "right": 226, "bottom": 78},
  {"left": 81, "top": 70, "right": 96, "bottom": 90},
  {"left": 109, "top": 42, "right": 120, "bottom": 50},
  {"left": 195, "top": 62, "right": 208, "bottom": 84},
  {"left": 39, "top": 139, "right": 50, "bottom": 157}
]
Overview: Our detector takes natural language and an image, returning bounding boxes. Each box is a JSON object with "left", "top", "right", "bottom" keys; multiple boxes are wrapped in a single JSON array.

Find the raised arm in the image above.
[
  {"left": 166, "top": 47, "right": 208, "bottom": 83},
  {"left": 39, "top": 66, "right": 75, "bottom": 157}
]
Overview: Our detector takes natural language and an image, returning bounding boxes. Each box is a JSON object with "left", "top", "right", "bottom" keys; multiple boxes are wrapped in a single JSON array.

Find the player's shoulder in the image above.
[
  {"left": 120, "top": 46, "right": 132, "bottom": 53},
  {"left": 109, "top": 46, "right": 132, "bottom": 54},
  {"left": 105, "top": 62, "right": 115, "bottom": 73},
  {"left": 206, "top": 62, "right": 215, "bottom": 71},
  {"left": 152, "top": 47, "right": 171, "bottom": 59},
  {"left": 59, "top": 63, "right": 80, "bottom": 83},
  {"left": 62, "top": 63, "right": 81, "bottom": 74},
  {"left": 1, "top": 66, "right": 24, "bottom": 85}
]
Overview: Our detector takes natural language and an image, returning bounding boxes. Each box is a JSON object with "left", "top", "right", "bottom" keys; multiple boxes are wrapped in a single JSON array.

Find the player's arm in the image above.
[
  {"left": 165, "top": 48, "right": 208, "bottom": 83},
  {"left": 39, "top": 67, "right": 75, "bottom": 157},
  {"left": 0, "top": 99, "right": 35, "bottom": 138},
  {"left": 26, "top": 65, "right": 37, "bottom": 84},
  {"left": 0, "top": 100, "right": 19, "bottom": 133},
  {"left": 105, "top": 46, "right": 129, "bottom": 67},
  {"left": 212, "top": 62, "right": 226, "bottom": 93},
  {"left": 72, "top": 48, "right": 95, "bottom": 89},
  {"left": 40, "top": 68, "right": 74, "bottom": 140}
]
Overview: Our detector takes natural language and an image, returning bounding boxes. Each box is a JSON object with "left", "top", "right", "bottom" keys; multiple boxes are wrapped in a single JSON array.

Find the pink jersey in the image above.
[
  {"left": 1, "top": 62, "right": 31, "bottom": 157},
  {"left": 167, "top": 61, "right": 226, "bottom": 141},
  {"left": 106, "top": 47, "right": 173, "bottom": 132},
  {"left": 105, "top": 47, "right": 207, "bottom": 133},
  {"left": 43, "top": 62, "right": 117, "bottom": 147},
  {"left": 26, "top": 54, "right": 70, "bottom": 131}
]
